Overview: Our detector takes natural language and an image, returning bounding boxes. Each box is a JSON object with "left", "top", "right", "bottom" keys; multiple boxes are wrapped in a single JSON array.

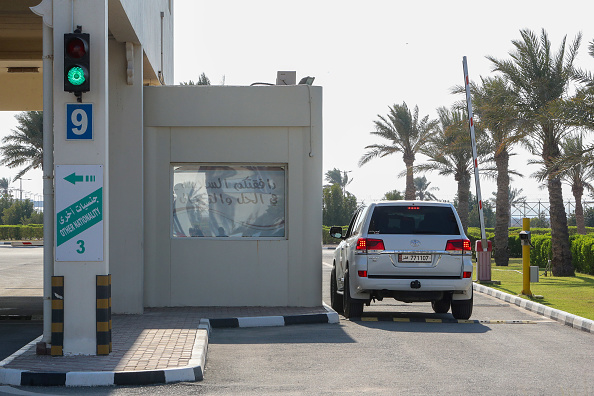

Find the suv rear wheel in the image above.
[
  {"left": 330, "top": 266, "right": 344, "bottom": 313},
  {"left": 451, "top": 291, "right": 473, "bottom": 320},
  {"left": 343, "top": 268, "right": 364, "bottom": 319}
]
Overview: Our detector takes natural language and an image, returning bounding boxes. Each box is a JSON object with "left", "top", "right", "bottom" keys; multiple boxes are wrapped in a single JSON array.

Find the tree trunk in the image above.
[
  {"left": 572, "top": 183, "right": 586, "bottom": 235},
  {"left": 457, "top": 174, "right": 471, "bottom": 235},
  {"left": 548, "top": 175, "right": 574, "bottom": 276},
  {"left": 403, "top": 155, "right": 415, "bottom": 200},
  {"left": 494, "top": 150, "right": 510, "bottom": 266}
]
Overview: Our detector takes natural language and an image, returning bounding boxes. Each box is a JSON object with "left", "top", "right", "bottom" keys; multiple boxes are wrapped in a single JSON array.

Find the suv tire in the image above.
[
  {"left": 343, "top": 268, "right": 364, "bottom": 319},
  {"left": 451, "top": 291, "right": 473, "bottom": 320},
  {"left": 431, "top": 295, "right": 451, "bottom": 314},
  {"left": 330, "top": 266, "right": 344, "bottom": 313}
]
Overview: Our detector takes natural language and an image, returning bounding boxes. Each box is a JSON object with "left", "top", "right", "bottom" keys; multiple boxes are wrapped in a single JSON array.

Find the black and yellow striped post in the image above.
[
  {"left": 96, "top": 274, "right": 112, "bottom": 355},
  {"left": 51, "top": 276, "right": 64, "bottom": 356}
]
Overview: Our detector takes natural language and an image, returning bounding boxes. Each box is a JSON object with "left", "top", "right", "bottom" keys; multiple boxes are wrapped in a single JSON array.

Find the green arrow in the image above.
[{"left": 64, "top": 172, "right": 84, "bottom": 185}]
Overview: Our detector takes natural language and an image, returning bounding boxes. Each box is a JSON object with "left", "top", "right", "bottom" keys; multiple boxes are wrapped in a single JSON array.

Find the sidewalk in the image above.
[{"left": 0, "top": 305, "right": 338, "bottom": 387}]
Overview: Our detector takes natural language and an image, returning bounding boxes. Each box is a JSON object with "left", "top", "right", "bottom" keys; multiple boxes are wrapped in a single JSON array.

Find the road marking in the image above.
[
  {"left": 354, "top": 317, "right": 538, "bottom": 324},
  {"left": 322, "top": 262, "right": 333, "bottom": 269}
]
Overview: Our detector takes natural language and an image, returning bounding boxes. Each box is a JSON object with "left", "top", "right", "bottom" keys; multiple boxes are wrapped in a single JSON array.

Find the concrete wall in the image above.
[
  {"left": 0, "top": 72, "right": 43, "bottom": 110},
  {"left": 143, "top": 85, "right": 322, "bottom": 307},
  {"left": 108, "top": 0, "right": 174, "bottom": 85},
  {"left": 108, "top": 39, "right": 144, "bottom": 314},
  {"left": 106, "top": 0, "right": 172, "bottom": 314}
]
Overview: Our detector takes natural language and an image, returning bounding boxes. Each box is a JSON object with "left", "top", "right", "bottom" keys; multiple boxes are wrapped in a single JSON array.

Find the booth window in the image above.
[{"left": 172, "top": 164, "right": 286, "bottom": 238}]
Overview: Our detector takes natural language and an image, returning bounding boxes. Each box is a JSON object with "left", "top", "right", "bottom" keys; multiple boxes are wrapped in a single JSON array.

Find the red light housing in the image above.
[
  {"left": 66, "top": 38, "right": 87, "bottom": 58},
  {"left": 463, "top": 271, "right": 472, "bottom": 278},
  {"left": 445, "top": 239, "right": 471, "bottom": 251},
  {"left": 356, "top": 238, "right": 385, "bottom": 253},
  {"left": 358, "top": 270, "right": 368, "bottom": 277},
  {"left": 407, "top": 206, "right": 420, "bottom": 210}
]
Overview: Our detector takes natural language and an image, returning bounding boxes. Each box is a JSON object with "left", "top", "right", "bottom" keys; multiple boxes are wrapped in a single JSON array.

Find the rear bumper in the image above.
[{"left": 352, "top": 276, "right": 473, "bottom": 301}]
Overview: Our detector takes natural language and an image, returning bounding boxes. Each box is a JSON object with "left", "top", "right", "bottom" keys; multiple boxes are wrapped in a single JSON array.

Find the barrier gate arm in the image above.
[{"left": 462, "top": 56, "right": 488, "bottom": 252}]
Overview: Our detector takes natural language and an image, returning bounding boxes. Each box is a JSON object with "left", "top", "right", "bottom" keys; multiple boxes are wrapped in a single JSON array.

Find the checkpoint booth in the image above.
[{"left": 140, "top": 85, "right": 323, "bottom": 308}]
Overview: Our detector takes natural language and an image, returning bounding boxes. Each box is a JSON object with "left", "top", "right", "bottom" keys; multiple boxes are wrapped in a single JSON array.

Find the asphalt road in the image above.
[
  {"left": 3, "top": 248, "right": 594, "bottom": 395},
  {"left": 0, "top": 246, "right": 43, "bottom": 366},
  {"left": 0, "top": 246, "right": 43, "bottom": 318}
]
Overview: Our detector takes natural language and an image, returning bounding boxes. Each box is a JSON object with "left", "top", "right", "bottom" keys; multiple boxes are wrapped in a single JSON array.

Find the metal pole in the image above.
[
  {"left": 462, "top": 57, "right": 487, "bottom": 251},
  {"left": 41, "top": 19, "right": 54, "bottom": 347}
]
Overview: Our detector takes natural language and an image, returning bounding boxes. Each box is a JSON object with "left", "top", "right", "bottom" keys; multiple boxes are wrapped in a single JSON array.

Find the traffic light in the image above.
[{"left": 64, "top": 33, "right": 90, "bottom": 93}]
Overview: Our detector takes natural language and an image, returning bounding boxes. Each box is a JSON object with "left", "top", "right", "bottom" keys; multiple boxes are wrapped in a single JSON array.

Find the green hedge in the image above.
[
  {"left": 530, "top": 235, "right": 552, "bottom": 268},
  {"left": 502, "top": 233, "right": 594, "bottom": 276},
  {"left": 0, "top": 225, "right": 43, "bottom": 240},
  {"left": 569, "top": 234, "right": 594, "bottom": 275},
  {"left": 471, "top": 226, "right": 594, "bottom": 260}
]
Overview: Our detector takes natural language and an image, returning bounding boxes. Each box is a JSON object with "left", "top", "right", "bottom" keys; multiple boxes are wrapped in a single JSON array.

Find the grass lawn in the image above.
[{"left": 474, "top": 258, "right": 594, "bottom": 321}]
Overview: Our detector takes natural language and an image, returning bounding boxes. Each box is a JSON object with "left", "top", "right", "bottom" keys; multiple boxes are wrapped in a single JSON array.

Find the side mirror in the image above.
[{"left": 329, "top": 226, "right": 343, "bottom": 239}]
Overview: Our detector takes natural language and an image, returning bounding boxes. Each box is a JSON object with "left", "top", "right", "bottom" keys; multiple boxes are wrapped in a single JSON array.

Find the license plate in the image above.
[{"left": 398, "top": 254, "right": 432, "bottom": 263}]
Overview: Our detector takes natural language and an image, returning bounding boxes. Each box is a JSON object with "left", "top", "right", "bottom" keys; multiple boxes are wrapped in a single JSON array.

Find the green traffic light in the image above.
[{"left": 67, "top": 66, "right": 86, "bottom": 86}]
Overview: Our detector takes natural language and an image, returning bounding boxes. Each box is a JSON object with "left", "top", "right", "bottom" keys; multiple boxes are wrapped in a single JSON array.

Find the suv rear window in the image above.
[{"left": 367, "top": 205, "right": 460, "bottom": 235}]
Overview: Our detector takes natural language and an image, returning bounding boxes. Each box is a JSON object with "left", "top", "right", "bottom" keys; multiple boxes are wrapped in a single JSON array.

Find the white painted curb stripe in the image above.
[
  {"left": 323, "top": 303, "right": 340, "bottom": 324},
  {"left": 66, "top": 371, "right": 114, "bottom": 387},
  {"left": 473, "top": 283, "right": 594, "bottom": 333},
  {"left": 238, "top": 316, "right": 285, "bottom": 327}
]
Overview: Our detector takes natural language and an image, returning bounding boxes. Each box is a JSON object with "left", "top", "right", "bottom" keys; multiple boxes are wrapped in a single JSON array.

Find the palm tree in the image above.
[
  {"left": 487, "top": 29, "right": 582, "bottom": 276},
  {"left": 416, "top": 106, "right": 490, "bottom": 233},
  {"left": 414, "top": 176, "right": 439, "bottom": 201},
  {"left": 0, "top": 111, "right": 43, "bottom": 181},
  {"left": 359, "top": 102, "right": 437, "bottom": 200},
  {"left": 324, "top": 168, "right": 352, "bottom": 197},
  {"left": 568, "top": 39, "right": 594, "bottom": 130},
  {"left": 561, "top": 136, "right": 594, "bottom": 234},
  {"left": 534, "top": 134, "right": 594, "bottom": 235},
  {"left": 469, "top": 76, "right": 525, "bottom": 266},
  {"left": 0, "top": 177, "right": 9, "bottom": 197}
]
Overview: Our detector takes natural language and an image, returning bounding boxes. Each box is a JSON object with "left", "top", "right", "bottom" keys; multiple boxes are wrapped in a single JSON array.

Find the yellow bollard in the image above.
[{"left": 521, "top": 218, "right": 532, "bottom": 297}]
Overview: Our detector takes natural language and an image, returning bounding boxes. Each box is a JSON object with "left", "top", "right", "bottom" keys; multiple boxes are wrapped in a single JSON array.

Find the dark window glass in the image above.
[
  {"left": 368, "top": 206, "right": 460, "bottom": 235},
  {"left": 345, "top": 208, "right": 362, "bottom": 238}
]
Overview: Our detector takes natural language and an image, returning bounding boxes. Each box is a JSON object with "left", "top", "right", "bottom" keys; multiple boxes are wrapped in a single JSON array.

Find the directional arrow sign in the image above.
[
  {"left": 64, "top": 172, "right": 84, "bottom": 185},
  {"left": 56, "top": 165, "right": 103, "bottom": 261}
]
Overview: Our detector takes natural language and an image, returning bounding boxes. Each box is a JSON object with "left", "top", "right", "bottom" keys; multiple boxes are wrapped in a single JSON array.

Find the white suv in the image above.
[{"left": 329, "top": 201, "right": 473, "bottom": 319}]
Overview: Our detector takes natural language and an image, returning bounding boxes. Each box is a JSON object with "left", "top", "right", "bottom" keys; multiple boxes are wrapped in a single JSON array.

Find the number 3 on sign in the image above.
[
  {"left": 66, "top": 103, "right": 93, "bottom": 140},
  {"left": 76, "top": 240, "right": 86, "bottom": 254}
]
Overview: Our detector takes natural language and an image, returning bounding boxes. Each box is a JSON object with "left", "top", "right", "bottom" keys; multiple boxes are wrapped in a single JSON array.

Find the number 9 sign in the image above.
[{"left": 66, "top": 103, "right": 93, "bottom": 140}]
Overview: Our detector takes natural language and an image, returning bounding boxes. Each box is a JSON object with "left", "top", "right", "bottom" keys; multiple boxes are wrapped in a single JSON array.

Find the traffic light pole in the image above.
[{"left": 51, "top": 0, "right": 110, "bottom": 356}]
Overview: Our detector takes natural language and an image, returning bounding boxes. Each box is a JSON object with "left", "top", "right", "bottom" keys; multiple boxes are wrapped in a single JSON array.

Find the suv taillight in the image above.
[
  {"left": 356, "top": 238, "right": 385, "bottom": 253},
  {"left": 445, "top": 239, "right": 471, "bottom": 251}
]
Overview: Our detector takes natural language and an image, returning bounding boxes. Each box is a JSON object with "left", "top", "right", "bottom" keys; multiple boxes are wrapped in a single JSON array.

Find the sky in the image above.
[{"left": 2, "top": 0, "right": 594, "bottom": 206}]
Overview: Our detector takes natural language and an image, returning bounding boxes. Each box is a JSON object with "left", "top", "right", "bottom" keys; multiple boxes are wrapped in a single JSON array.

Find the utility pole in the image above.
[{"left": 16, "top": 177, "right": 31, "bottom": 201}]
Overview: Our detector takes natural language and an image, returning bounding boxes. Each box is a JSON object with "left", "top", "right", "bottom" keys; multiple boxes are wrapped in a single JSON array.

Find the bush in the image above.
[
  {"left": 530, "top": 235, "right": 552, "bottom": 268},
  {"left": 0, "top": 225, "right": 43, "bottom": 240},
  {"left": 570, "top": 234, "right": 594, "bottom": 275}
]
